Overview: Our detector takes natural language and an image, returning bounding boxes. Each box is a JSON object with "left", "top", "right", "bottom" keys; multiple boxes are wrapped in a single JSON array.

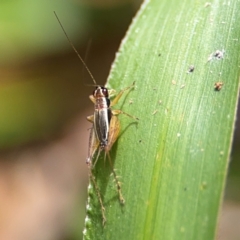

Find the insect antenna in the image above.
[
  {"left": 82, "top": 39, "right": 92, "bottom": 82},
  {"left": 54, "top": 11, "right": 97, "bottom": 85}
]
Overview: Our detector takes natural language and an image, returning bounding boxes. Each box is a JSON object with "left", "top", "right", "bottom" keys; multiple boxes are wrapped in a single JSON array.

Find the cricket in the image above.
[{"left": 54, "top": 12, "right": 138, "bottom": 225}]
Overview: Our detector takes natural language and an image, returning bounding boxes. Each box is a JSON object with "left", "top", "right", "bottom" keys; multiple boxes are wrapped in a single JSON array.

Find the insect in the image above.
[
  {"left": 54, "top": 12, "right": 138, "bottom": 225},
  {"left": 208, "top": 49, "right": 225, "bottom": 62},
  {"left": 86, "top": 82, "right": 137, "bottom": 223},
  {"left": 214, "top": 81, "right": 223, "bottom": 91},
  {"left": 187, "top": 65, "right": 195, "bottom": 73}
]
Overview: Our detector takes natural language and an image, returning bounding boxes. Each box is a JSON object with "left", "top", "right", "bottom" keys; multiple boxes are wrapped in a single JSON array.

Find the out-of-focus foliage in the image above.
[
  {"left": 0, "top": 0, "right": 87, "bottom": 63},
  {"left": 0, "top": 0, "right": 137, "bottom": 149}
]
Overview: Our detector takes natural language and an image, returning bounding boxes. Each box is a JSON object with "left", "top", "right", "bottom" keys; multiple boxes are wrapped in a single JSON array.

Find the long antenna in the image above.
[{"left": 54, "top": 11, "right": 97, "bottom": 85}]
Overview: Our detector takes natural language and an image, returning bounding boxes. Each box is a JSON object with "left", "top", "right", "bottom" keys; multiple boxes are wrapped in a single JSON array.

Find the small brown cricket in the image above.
[{"left": 54, "top": 12, "right": 138, "bottom": 225}]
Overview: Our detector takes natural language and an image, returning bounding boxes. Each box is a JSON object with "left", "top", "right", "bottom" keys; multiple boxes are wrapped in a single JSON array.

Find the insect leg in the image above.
[
  {"left": 110, "top": 81, "right": 135, "bottom": 107},
  {"left": 86, "top": 114, "right": 94, "bottom": 124},
  {"left": 106, "top": 152, "right": 125, "bottom": 204},
  {"left": 86, "top": 127, "right": 106, "bottom": 225},
  {"left": 89, "top": 95, "right": 96, "bottom": 104},
  {"left": 112, "top": 109, "right": 139, "bottom": 120},
  {"left": 105, "top": 116, "right": 125, "bottom": 204},
  {"left": 88, "top": 165, "right": 107, "bottom": 225},
  {"left": 86, "top": 125, "right": 98, "bottom": 164}
]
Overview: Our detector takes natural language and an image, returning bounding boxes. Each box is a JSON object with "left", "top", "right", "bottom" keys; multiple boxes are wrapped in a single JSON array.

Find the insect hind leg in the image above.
[
  {"left": 106, "top": 152, "right": 125, "bottom": 204},
  {"left": 87, "top": 163, "right": 107, "bottom": 225},
  {"left": 86, "top": 127, "right": 106, "bottom": 225}
]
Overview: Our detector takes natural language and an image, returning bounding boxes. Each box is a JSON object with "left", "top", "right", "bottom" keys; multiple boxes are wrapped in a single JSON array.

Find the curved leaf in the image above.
[{"left": 83, "top": 0, "right": 240, "bottom": 239}]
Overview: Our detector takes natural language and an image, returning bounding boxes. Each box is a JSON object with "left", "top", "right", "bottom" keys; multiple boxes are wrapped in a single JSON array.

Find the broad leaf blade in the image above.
[{"left": 84, "top": 0, "right": 240, "bottom": 239}]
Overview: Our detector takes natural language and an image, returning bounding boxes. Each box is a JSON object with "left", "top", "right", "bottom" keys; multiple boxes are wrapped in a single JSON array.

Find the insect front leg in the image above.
[
  {"left": 110, "top": 81, "right": 135, "bottom": 107},
  {"left": 110, "top": 82, "right": 139, "bottom": 120},
  {"left": 86, "top": 114, "right": 94, "bottom": 124},
  {"left": 89, "top": 94, "right": 96, "bottom": 104}
]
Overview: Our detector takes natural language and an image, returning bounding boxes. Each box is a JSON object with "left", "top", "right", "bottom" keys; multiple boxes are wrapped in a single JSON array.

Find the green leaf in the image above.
[{"left": 83, "top": 0, "right": 240, "bottom": 239}]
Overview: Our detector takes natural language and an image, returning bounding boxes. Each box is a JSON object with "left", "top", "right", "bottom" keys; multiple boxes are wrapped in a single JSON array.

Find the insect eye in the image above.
[{"left": 101, "top": 87, "right": 108, "bottom": 97}]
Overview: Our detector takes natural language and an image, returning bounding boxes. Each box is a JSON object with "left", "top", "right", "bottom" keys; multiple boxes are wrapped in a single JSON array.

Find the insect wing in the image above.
[
  {"left": 105, "top": 115, "right": 121, "bottom": 153},
  {"left": 94, "top": 108, "right": 110, "bottom": 147}
]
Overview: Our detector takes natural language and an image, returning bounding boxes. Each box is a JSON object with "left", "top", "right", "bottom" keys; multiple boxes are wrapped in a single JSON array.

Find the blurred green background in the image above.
[
  {"left": 0, "top": 0, "right": 140, "bottom": 148},
  {"left": 0, "top": 0, "right": 239, "bottom": 239}
]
